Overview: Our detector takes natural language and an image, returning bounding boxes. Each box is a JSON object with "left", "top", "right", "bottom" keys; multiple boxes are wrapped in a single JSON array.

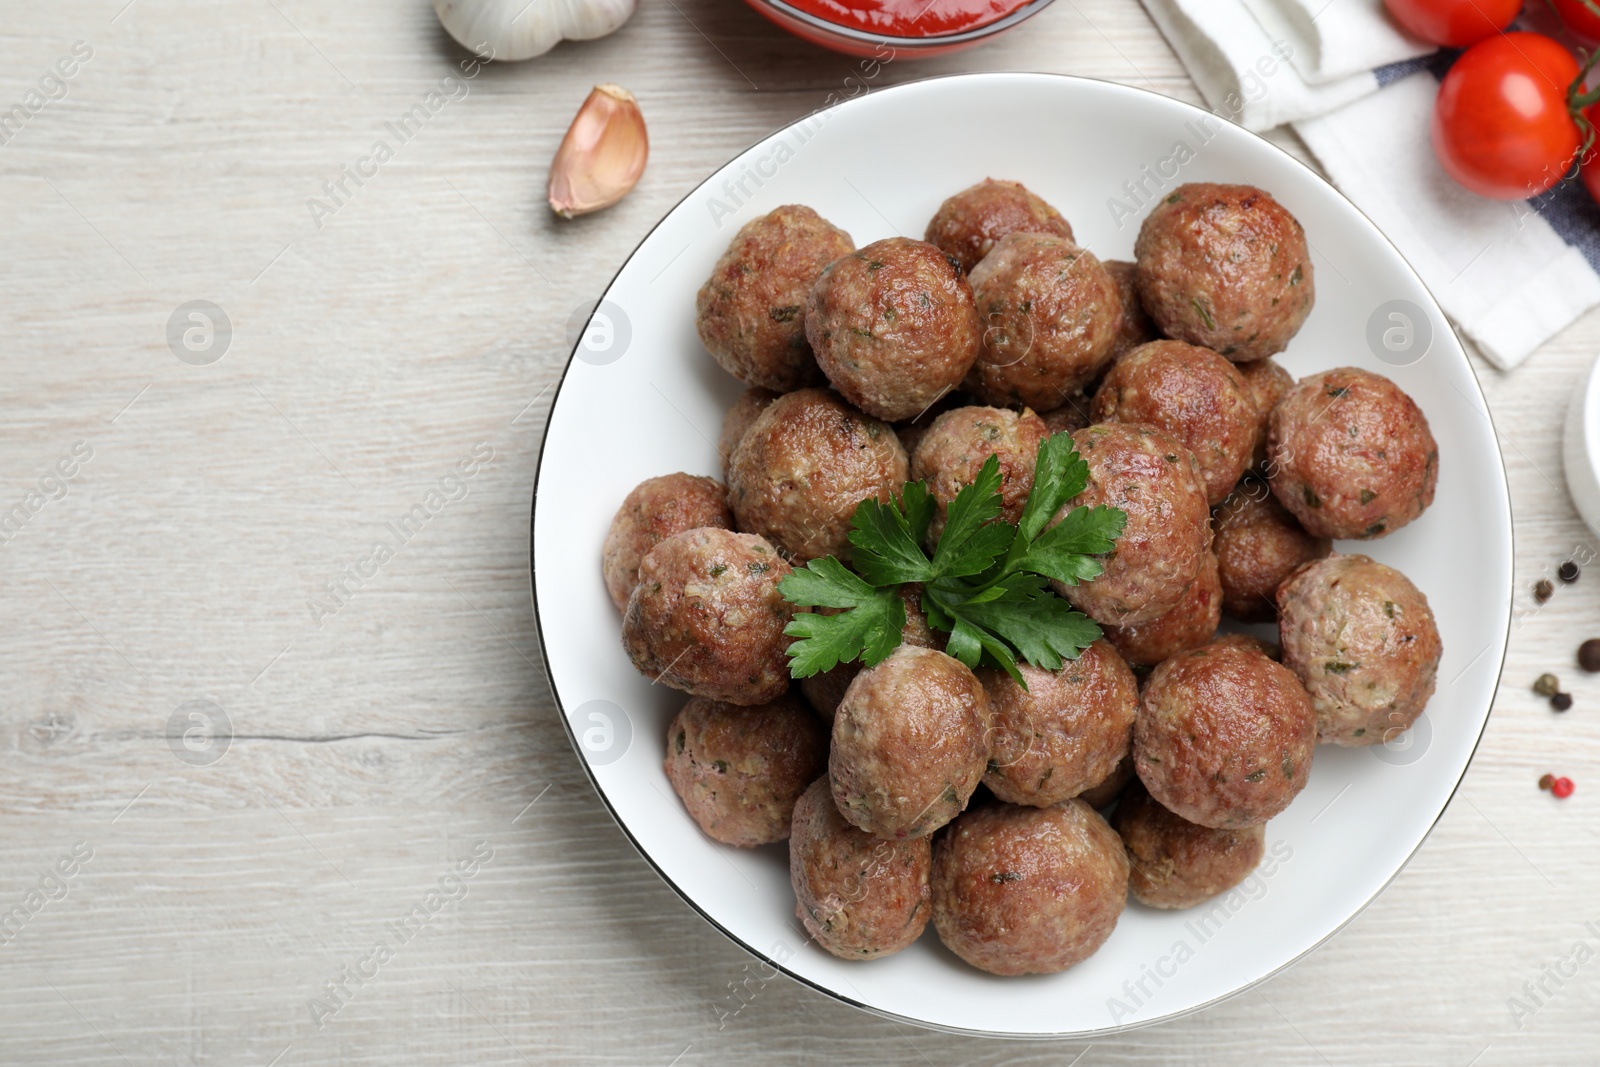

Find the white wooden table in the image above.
[{"left": 1, "top": 1, "right": 1596, "bottom": 1063}]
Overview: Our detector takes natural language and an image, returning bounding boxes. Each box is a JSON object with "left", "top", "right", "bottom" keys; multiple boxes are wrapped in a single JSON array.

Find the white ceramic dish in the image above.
[
  {"left": 530, "top": 73, "right": 1513, "bottom": 1038},
  {"left": 1563, "top": 354, "right": 1600, "bottom": 534}
]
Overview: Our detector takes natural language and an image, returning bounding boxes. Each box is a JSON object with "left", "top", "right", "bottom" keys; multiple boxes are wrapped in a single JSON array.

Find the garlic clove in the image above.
[
  {"left": 548, "top": 83, "right": 648, "bottom": 219},
  {"left": 433, "top": 0, "right": 638, "bottom": 63}
]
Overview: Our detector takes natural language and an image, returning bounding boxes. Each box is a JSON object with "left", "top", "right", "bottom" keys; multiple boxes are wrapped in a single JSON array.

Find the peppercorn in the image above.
[
  {"left": 1552, "top": 692, "right": 1573, "bottom": 711},
  {"left": 1534, "top": 673, "right": 1560, "bottom": 697},
  {"left": 1534, "top": 578, "right": 1554, "bottom": 603},
  {"left": 1539, "top": 773, "right": 1555, "bottom": 791},
  {"left": 1559, "top": 560, "right": 1580, "bottom": 583},
  {"left": 1552, "top": 776, "right": 1575, "bottom": 799},
  {"left": 1581, "top": 640, "right": 1600, "bottom": 672}
]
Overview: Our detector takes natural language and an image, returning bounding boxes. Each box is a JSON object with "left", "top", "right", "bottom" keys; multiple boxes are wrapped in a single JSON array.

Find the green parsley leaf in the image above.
[
  {"left": 778, "top": 557, "right": 906, "bottom": 677},
  {"left": 930, "top": 455, "right": 1008, "bottom": 577},
  {"left": 935, "top": 573, "right": 1103, "bottom": 673},
  {"left": 1012, "top": 504, "right": 1126, "bottom": 586},
  {"left": 942, "top": 614, "right": 1024, "bottom": 687},
  {"left": 849, "top": 483, "right": 936, "bottom": 587},
  {"left": 1016, "top": 433, "right": 1091, "bottom": 543}
]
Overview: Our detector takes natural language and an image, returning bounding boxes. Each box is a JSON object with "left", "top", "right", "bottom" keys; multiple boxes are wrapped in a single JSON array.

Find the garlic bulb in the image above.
[
  {"left": 548, "top": 84, "right": 648, "bottom": 218},
  {"left": 432, "top": 0, "right": 636, "bottom": 62}
]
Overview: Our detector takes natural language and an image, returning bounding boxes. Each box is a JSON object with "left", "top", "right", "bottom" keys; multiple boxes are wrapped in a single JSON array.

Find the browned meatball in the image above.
[
  {"left": 1277, "top": 553, "right": 1442, "bottom": 747},
  {"left": 1056, "top": 424, "right": 1212, "bottom": 627},
  {"left": 1268, "top": 368, "right": 1439, "bottom": 540},
  {"left": 727, "top": 388, "right": 908, "bottom": 564},
  {"left": 966, "top": 233, "right": 1123, "bottom": 410},
  {"left": 1212, "top": 632, "right": 1282, "bottom": 660},
  {"left": 932, "top": 800, "right": 1128, "bottom": 976},
  {"left": 925, "top": 179, "right": 1076, "bottom": 274},
  {"left": 1135, "top": 183, "right": 1314, "bottom": 362},
  {"left": 664, "top": 694, "right": 828, "bottom": 847},
  {"left": 979, "top": 641, "right": 1139, "bottom": 807},
  {"left": 1105, "top": 259, "right": 1160, "bottom": 359},
  {"left": 1078, "top": 753, "right": 1135, "bottom": 809},
  {"left": 798, "top": 585, "right": 938, "bottom": 722},
  {"left": 622, "top": 528, "right": 793, "bottom": 706},
  {"left": 1238, "top": 358, "right": 1294, "bottom": 469},
  {"left": 1112, "top": 783, "right": 1264, "bottom": 909},
  {"left": 1213, "top": 478, "right": 1332, "bottom": 622},
  {"left": 831, "top": 646, "right": 990, "bottom": 839},
  {"left": 1092, "top": 340, "right": 1259, "bottom": 506},
  {"left": 798, "top": 664, "right": 855, "bottom": 725},
  {"left": 601, "top": 473, "right": 734, "bottom": 612},
  {"left": 806, "top": 238, "right": 982, "bottom": 422},
  {"left": 1135, "top": 638, "right": 1317, "bottom": 829},
  {"left": 1038, "top": 394, "right": 1092, "bottom": 435},
  {"left": 789, "top": 778, "right": 932, "bottom": 960},
  {"left": 1103, "top": 551, "right": 1221, "bottom": 667},
  {"left": 912, "top": 406, "right": 1049, "bottom": 540},
  {"left": 696, "top": 205, "right": 854, "bottom": 391},
  {"left": 718, "top": 386, "right": 778, "bottom": 478},
  {"left": 892, "top": 389, "right": 969, "bottom": 456}
]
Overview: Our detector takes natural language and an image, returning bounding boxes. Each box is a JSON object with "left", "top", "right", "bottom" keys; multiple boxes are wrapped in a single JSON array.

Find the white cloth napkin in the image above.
[{"left": 1139, "top": 0, "right": 1600, "bottom": 369}]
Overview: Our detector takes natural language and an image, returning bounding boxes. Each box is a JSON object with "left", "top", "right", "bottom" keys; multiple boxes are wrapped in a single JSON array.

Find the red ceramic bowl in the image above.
[{"left": 743, "top": 0, "right": 1058, "bottom": 58}]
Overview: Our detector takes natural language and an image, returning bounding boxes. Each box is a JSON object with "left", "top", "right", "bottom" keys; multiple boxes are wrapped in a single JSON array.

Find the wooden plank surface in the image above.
[{"left": 0, "top": 0, "right": 1596, "bottom": 1062}]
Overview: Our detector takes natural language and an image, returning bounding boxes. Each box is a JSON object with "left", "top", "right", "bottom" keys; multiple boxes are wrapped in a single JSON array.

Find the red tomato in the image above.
[
  {"left": 1383, "top": 0, "right": 1522, "bottom": 46},
  {"left": 1553, "top": 0, "right": 1600, "bottom": 40},
  {"left": 1432, "top": 33, "right": 1583, "bottom": 199},
  {"left": 1581, "top": 107, "right": 1600, "bottom": 205}
]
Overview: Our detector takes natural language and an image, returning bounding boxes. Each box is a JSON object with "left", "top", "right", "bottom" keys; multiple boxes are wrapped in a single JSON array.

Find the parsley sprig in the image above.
[{"left": 778, "top": 433, "right": 1126, "bottom": 688}]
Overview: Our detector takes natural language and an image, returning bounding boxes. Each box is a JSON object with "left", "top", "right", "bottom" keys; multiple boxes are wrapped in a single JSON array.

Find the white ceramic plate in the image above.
[{"left": 530, "top": 73, "right": 1512, "bottom": 1038}]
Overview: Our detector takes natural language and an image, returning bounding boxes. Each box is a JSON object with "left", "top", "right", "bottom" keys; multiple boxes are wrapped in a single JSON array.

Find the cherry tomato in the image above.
[
  {"left": 1553, "top": 0, "right": 1600, "bottom": 41},
  {"left": 1432, "top": 33, "right": 1583, "bottom": 199},
  {"left": 1581, "top": 106, "right": 1600, "bottom": 205},
  {"left": 1383, "top": 0, "right": 1522, "bottom": 47}
]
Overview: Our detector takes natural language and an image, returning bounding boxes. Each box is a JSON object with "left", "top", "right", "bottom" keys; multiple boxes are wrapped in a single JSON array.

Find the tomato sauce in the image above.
[{"left": 782, "top": 0, "right": 1034, "bottom": 36}]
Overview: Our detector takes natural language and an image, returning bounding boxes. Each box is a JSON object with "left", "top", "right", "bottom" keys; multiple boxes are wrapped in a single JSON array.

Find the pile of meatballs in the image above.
[{"left": 599, "top": 178, "right": 1444, "bottom": 978}]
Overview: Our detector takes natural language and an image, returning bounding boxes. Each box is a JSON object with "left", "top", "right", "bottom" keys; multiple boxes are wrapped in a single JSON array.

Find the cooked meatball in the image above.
[
  {"left": 979, "top": 640, "right": 1139, "bottom": 807},
  {"left": 696, "top": 205, "right": 854, "bottom": 391},
  {"left": 622, "top": 528, "right": 794, "bottom": 705},
  {"left": 924, "top": 178, "right": 1076, "bottom": 274},
  {"left": 718, "top": 386, "right": 778, "bottom": 477},
  {"left": 912, "top": 406, "right": 1049, "bottom": 539},
  {"left": 1134, "top": 183, "right": 1314, "bottom": 362},
  {"left": 1112, "top": 783, "right": 1264, "bottom": 909},
  {"left": 798, "top": 664, "right": 855, "bottom": 725},
  {"left": 1103, "top": 551, "right": 1221, "bottom": 667},
  {"left": 664, "top": 693, "right": 828, "bottom": 847},
  {"left": 798, "top": 585, "right": 937, "bottom": 722},
  {"left": 831, "top": 646, "right": 990, "bottom": 839},
  {"left": 1238, "top": 358, "right": 1293, "bottom": 469},
  {"left": 1105, "top": 259, "right": 1160, "bottom": 359},
  {"left": 1267, "top": 368, "right": 1439, "bottom": 540},
  {"left": 1277, "top": 553, "right": 1442, "bottom": 746},
  {"left": 1091, "top": 340, "right": 1259, "bottom": 505},
  {"left": 806, "top": 238, "right": 982, "bottom": 422},
  {"left": 727, "top": 388, "right": 908, "bottom": 564},
  {"left": 1056, "top": 424, "right": 1212, "bottom": 627},
  {"left": 892, "top": 389, "right": 969, "bottom": 456},
  {"left": 1038, "top": 394, "right": 1092, "bottom": 435},
  {"left": 1211, "top": 632, "right": 1283, "bottom": 660},
  {"left": 1213, "top": 478, "right": 1332, "bottom": 622},
  {"left": 602, "top": 473, "right": 734, "bottom": 612},
  {"left": 789, "top": 778, "right": 932, "bottom": 960},
  {"left": 932, "top": 800, "right": 1128, "bottom": 976},
  {"left": 1078, "top": 753, "right": 1135, "bottom": 810},
  {"left": 966, "top": 233, "right": 1123, "bottom": 411},
  {"left": 1135, "top": 637, "right": 1317, "bottom": 829}
]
